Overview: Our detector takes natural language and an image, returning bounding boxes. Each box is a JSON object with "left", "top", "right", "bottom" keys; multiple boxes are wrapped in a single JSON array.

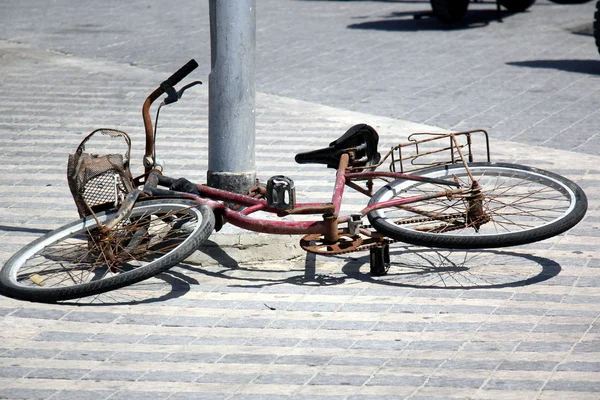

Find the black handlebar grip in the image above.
[{"left": 164, "top": 59, "right": 199, "bottom": 87}]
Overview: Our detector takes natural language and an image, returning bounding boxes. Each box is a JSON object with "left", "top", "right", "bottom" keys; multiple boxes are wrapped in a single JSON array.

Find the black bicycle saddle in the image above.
[{"left": 295, "top": 124, "right": 381, "bottom": 169}]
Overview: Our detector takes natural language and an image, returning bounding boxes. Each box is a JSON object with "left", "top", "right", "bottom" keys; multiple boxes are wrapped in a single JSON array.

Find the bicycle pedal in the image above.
[{"left": 266, "top": 175, "right": 296, "bottom": 211}]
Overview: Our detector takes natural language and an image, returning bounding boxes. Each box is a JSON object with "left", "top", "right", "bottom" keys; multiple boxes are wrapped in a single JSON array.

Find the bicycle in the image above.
[{"left": 0, "top": 60, "right": 588, "bottom": 303}]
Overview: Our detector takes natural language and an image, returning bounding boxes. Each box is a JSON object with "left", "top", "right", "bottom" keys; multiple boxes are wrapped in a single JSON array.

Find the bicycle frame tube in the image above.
[{"left": 142, "top": 87, "right": 163, "bottom": 174}]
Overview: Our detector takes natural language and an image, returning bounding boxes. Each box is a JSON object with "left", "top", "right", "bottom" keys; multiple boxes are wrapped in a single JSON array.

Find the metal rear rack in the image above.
[{"left": 349, "top": 129, "right": 491, "bottom": 174}]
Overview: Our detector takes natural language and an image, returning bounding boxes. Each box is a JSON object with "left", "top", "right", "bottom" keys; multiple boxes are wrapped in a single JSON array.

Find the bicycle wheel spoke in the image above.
[
  {"left": 9, "top": 202, "right": 207, "bottom": 293},
  {"left": 368, "top": 163, "right": 586, "bottom": 249}
]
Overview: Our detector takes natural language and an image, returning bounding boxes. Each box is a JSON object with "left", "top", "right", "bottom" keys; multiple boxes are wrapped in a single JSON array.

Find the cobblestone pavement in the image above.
[{"left": 1, "top": 1, "right": 600, "bottom": 399}]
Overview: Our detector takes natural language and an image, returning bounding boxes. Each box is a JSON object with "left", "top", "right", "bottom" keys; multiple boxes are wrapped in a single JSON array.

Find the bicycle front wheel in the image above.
[
  {"left": 0, "top": 199, "right": 215, "bottom": 303},
  {"left": 367, "top": 163, "right": 587, "bottom": 249}
]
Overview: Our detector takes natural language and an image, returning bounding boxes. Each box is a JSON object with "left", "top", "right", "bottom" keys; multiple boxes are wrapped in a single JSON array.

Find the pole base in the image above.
[{"left": 207, "top": 170, "right": 256, "bottom": 195}]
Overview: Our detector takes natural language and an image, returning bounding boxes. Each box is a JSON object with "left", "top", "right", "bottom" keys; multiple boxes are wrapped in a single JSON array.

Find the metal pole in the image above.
[{"left": 208, "top": 0, "right": 256, "bottom": 194}]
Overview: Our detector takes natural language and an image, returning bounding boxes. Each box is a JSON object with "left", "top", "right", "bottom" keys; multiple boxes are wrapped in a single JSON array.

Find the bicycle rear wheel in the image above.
[
  {"left": 367, "top": 163, "right": 587, "bottom": 249},
  {"left": 0, "top": 199, "right": 215, "bottom": 303}
]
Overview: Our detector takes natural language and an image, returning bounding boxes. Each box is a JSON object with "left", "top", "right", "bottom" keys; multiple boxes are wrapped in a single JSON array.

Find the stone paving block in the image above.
[
  {"left": 386, "top": 358, "right": 445, "bottom": 368},
  {"left": 557, "top": 362, "right": 600, "bottom": 372},
  {"left": 366, "top": 375, "right": 428, "bottom": 386},
  {"left": 216, "top": 318, "right": 272, "bottom": 329},
  {"left": 478, "top": 322, "right": 536, "bottom": 332},
  {"left": 87, "top": 333, "right": 144, "bottom": 344},
  {"left": 27, "top": 368, "right": 90, "bottom": 380},
  {"left": 138, "top": 370, "right": 200, "bottom": 382},
  {"left": 498, "top": 360, "right": 559, "bottom": 371},
  {"left": 320, "top": 320, "right": 377, "bottom": 331},
  {"left": 13, "top": 308, "right": 69, "bottom": 320},
  {"left": 139, "top": 334, "right": 196, "bottom": 345},
  {"left": 483, "top": 379, "right": 545, "bottom": 391},
  {"left": 196, "top": 373, "right": 258, "bottom": 384},
  {"left": 163, "top": 316, "right": 220, "bottom": 327},
  {"left": 297, "top": 338, "right": 355, "bottom": 349},
  {"left": 0, "top": 348, "right": 60, "bottom": 359},
  {"left": 108, "top": 351, "right": 168, "bottom": 362},
  {"left": 107, "top": 391, "right": 171, "bottom": 400},
  {"left": 425, "top": 377, "right": 486, "bottom": 388},
  {"left": 81, "top": 369, "right": 145, "bottom": 381},
  {"left": 228, "top": 395, "right": 290, "bottom": 400},
  {"left": 544, "top": 380, "right": 600, "bottom": 392},
  {"left": 493, "top": 307, "right": 548, "bottom": 316},
  {"left": 267, "top": 319, "right": 324, "bottom": 330},
  {"left": 573, "top": 342, "right": 600, "bottom": 353},
  {"left": 516, "top": 342, "right": 574, "bottom": 353},
  {"left": 373, "top": 322, "right": 428, "bottom": 332},
  {"left": 193, "top": 336, "right": 249, "bottom": 347},
  {"left": 54, "top": 350, "right": 114, "bottom": 361},
  {"left": 218, "top": 353, "right": 278, "bottom": 365},
  {"left": 0, "top": 388, "right": 58, "bottom": 399},
  {"left": 169, "top": 393, "right": 230, "bottom": 400},
  {"left": 244, "top": 337, "right": 301, "bottom": 348},
  {"left": 389, "top": 304, "right": 444, "bottom": 314},
  {"left": 254, "top": 373, "right": 313, "bottom": 385},
  {"left": 533, "top": 324, "right": 591, "bottom": 333},
  {"left": 163, "top": 352, "right": 222, "bottom": 363},
  {"left": 0, "top": 366, "right": 35, "bottom": 378},
  {"left": 51, "top": 390, "right": 116, "bottom": 400},
  {"left": 308, "top": 374, "right": 370, "bottom": 386},
  {"left": 35, "top": 331, "right": 94, "bottom": 344},
  {"left": 61, "top": 311, "right": 119, "bottom": 324},
  {"left": 0, "top": 307, "right": 17, "bottom": 316},
  {"left": 404, "top": 341, "right": 463, "bottom": 351},
  {"left": 275, "top": 355, "right": 332, "bottom": 366},
  {"left": 351, "top": 340, "right": 408, "bottom": 351},
  {"left": 442, "top": 359, "right": 501, "bottom": 370},
  {"left": 115, "top": 314, "right": 172, "bottom": 326},
  {"left": 329, "top": 357, "right": 387, "bottom": 367}
]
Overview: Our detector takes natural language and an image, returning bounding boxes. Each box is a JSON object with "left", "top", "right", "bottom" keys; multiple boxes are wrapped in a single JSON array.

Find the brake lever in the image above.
[
  {"left": 160, "top": 80, "right": 203, "bottom": 106},
  {"left": 176, "top": 80, "right": 203, "bottom": 100}
]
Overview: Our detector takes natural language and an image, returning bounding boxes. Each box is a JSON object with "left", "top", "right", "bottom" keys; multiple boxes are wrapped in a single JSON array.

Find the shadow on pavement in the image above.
[
  {"left": 0, "top": 225, "right": 52, "bottom": 235},
  {"left": 175, "top": 244, "right": 561, "bottom": 291},
  {"left": 347, "top": 10, "right": 519, "bottom": 31},
  {"left": 341, "top": 247, "right": 562, "bottom": 289},
  {"left": 507, "top": 59, "right": 600, "bottom": 75},
  {"left": 60, "top": 269, "right": 194, "bottom": 306}
]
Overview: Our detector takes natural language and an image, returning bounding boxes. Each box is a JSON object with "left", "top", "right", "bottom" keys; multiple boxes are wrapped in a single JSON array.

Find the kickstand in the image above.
[{"left": 369, "top": 243, "right": 390, "bottom": 276}]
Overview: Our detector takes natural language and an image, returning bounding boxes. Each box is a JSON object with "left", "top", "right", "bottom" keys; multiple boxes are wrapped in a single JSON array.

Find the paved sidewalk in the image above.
[{"left": 0, "top": 39, "right": 599, "bottom": 400}]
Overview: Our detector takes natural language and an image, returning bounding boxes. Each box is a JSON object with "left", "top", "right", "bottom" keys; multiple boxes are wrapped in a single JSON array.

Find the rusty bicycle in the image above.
[{"left": 0, "top": 60, "right": 588, "bottom": 303}]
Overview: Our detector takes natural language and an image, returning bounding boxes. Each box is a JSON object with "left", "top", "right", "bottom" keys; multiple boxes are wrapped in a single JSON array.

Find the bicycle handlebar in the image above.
[
  {"left": 163, "top": 59, "right": 199, "bottom": 88},
  {"left": 143, "top": 59, "right": 199, "bottom": 173}
]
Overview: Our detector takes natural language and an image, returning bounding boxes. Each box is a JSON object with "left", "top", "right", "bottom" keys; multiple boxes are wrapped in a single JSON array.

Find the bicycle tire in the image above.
[
  {"left": 0, "top": 199, "right": 215, "bottom": 303},
  {"left": 367, "top": 162, "right": 587, "bottom": 249}
]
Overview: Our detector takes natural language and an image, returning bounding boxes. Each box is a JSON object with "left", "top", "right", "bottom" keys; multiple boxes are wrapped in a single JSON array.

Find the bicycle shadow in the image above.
[
  {"left": 339, "top": 246, "right": 561, "bottom": 289},
  {"left": 59, "top": 244, "right": 563, "bottom": 305},
  {"left": 178, "top": 243, "right": 561, "bottom": 291},
  {"left": 59, "top": 269, "right": 195, "bottom": 306}
]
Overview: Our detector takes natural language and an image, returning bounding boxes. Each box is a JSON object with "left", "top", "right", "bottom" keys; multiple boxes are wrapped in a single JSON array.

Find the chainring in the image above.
[{"left": 300, "top": 233, "right": 363, "bottom": 255}]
